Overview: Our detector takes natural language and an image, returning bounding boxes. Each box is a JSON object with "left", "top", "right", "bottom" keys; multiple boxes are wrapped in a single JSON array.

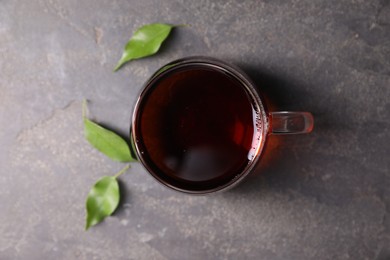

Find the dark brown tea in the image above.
[{"left": 133, "top": 65, "right": 261, "bottom": 192}]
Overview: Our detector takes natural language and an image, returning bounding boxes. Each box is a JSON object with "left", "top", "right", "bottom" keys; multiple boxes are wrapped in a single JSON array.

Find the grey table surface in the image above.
[{"left": 1, "top": 0, "right": 390, "bottom": 259}]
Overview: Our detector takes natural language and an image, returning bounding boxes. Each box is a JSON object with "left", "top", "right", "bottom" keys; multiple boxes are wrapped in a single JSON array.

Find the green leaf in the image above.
[
  {"left": 84, "top": 118, "right": 135, "bottom": 162},
  {"left": 83, "top": 100, "right": 135, "bottom": 162},
  {"left": 114, "top": 23, "right": 175, "bottom": 71},
  {"left": 85, "top": 176, "right": 120, "bottom": 230}
]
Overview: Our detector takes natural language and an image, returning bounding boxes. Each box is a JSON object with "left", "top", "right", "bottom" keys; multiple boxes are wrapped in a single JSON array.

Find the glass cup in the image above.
[{"left": 131, "top": 57, "right": 314, "bottom": 194}]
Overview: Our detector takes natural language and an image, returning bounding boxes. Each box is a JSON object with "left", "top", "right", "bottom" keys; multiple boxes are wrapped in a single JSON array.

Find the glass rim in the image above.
[{"left": 131, "top": 56, "right": 269, "bottom": 194}]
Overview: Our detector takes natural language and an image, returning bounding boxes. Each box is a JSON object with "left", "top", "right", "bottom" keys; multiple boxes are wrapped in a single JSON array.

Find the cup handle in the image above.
[{"left": 269, "top": 112, "right": 314, "bottom": 135}]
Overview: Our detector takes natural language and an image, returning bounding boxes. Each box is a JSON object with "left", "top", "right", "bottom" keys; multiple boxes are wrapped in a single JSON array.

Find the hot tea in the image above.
[{"left": 133, "top": 65, "right": 261, "bottom": 191}]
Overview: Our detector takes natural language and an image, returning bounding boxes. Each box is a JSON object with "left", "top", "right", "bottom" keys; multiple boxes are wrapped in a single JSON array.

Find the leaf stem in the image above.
[
  {"left": 175, "top": 24, "right": 190, "bottom": 27},
  {"left": 114, "top": 164, "right": 131, "bottom": 179},
  {"left": 82, "top": 99, "right": 88, "bottom": 119}
]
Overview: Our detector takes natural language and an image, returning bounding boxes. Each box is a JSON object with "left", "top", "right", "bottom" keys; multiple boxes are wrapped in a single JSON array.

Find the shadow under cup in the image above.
[{"left": 131, "top": 57, "right": 312, "bottom": 194}]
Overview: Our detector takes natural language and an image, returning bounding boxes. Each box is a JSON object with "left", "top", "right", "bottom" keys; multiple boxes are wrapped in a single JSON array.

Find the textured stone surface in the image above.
[{"left": 1, "top": 0, "right": 389, "bottom": 259}]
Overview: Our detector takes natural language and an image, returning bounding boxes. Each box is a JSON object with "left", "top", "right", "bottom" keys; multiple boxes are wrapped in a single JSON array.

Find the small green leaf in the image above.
[
  {"left": 114, "top": 23, "right": 175, "bottom": 71},
  {"left": 83, "top": 101, "right": 135, "bottom": 162},
  {"left": 84, "top": 118, "right": 134, "bottom": 162},
  {"left": 85, "top": 176, "right": 120, "bottom": 230}
]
